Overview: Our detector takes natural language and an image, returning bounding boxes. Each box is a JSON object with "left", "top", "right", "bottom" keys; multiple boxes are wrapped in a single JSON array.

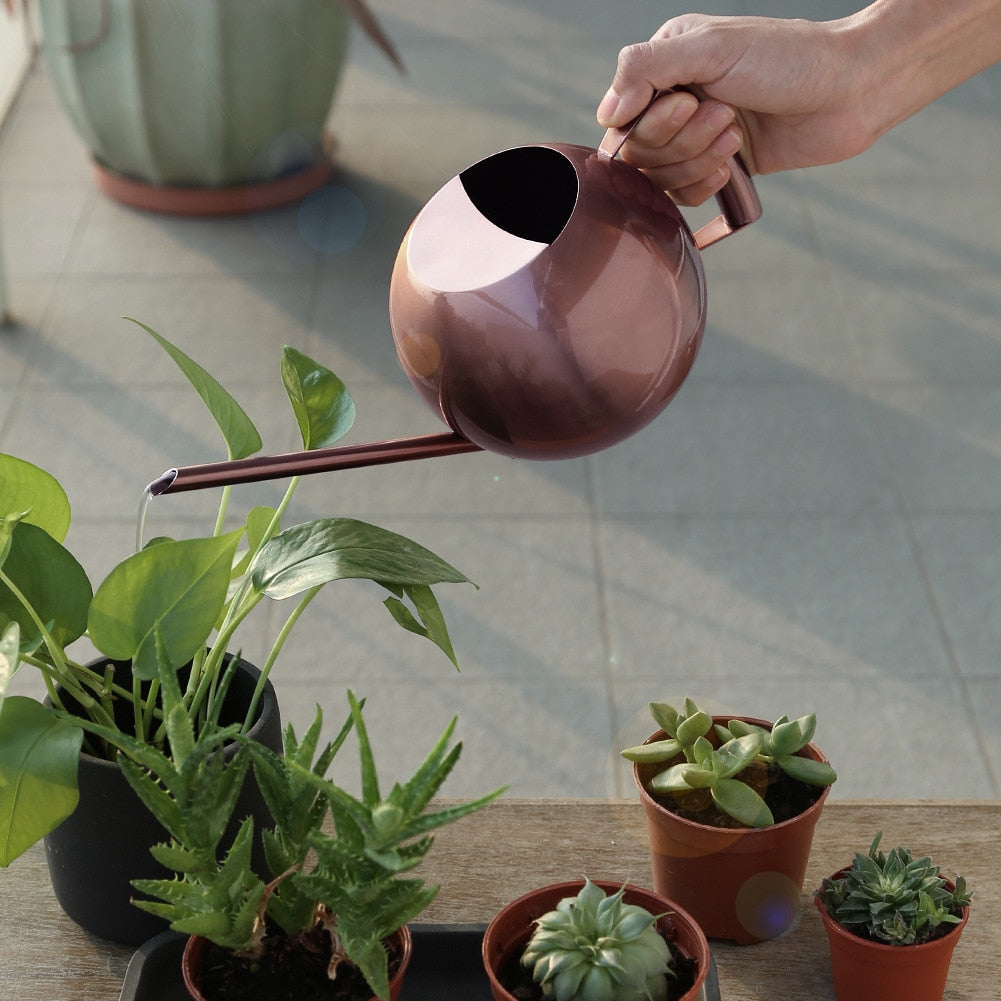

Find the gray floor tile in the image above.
[
  {"left": 26, "top": 275, "right": 315, "bottom": 388},
  {"left": 870, "top": 384, "right": 1001, "bottom": 513},
  {"left": 599, "top": 513, "right": 952, "bottom": 686},
  {"left": 834, "top": 269, "right": 1001, "bottom": 384},
  {"left": 593, "top": 379, "right": 894, "bottom": 515},
  {"left": 910, "top": 514, "right": 1001, "bottom": 679}
]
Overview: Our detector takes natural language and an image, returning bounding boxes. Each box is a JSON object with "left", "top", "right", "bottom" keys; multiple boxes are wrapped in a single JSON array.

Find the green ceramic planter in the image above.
[{"left": 37, "top": 0, "right": 351, "bottom": 211}]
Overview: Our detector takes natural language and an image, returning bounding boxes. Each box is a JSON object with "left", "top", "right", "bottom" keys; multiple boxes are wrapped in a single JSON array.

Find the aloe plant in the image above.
[
  {"left": 521, "top": 879, "right": 675, "bottom": 1001},
  {"left": 621, "top": 698, "right": 837, "bottom": 828},
  {"left": 0, "top": 320, "right": 472, "bottom": 867},
  {"left": 99, "top": 639, "right": 502, "bottom": 1001},
  {"left": 817, "top": 832, "right": 971, "bottom": 946}
]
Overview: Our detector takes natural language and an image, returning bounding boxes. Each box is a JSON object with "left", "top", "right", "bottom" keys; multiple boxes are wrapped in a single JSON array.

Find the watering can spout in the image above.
[{"left": 148, "top": 432, "right": 482, "bottom": 496}]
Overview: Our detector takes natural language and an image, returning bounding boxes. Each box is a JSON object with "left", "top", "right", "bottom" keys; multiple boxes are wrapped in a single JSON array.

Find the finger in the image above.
[
  {"left": 669, "top": 164, "right": 732, "bottom": 208},
  {"left": 598, "top": 90, "right": 697, "bottom": 156},
  {"left": 619, "top": 99, "right": 737, "bottom": 167},
  {"left": 637, "top": 127, "right": 743, "bottom": 198}
]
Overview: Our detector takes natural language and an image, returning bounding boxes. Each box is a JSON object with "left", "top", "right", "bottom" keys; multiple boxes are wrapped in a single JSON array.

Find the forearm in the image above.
[{"left": 844, "top": 0, "right": 1001, "bottom": 140}]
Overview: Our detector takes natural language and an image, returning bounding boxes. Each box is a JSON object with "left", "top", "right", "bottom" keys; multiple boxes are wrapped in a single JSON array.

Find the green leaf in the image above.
[
  {"left": 280, "top": 346, "right": 356, "bottom": 450},
  {"left": 712, "top": 778, "right": 773, "bottom": 828},
  {"left": 675, "top": 707, "right": 712, "bottom": 746},
  {"left": 0, "top": 454, "right": 71, "bottom": 542},
  {"left": 777, "top": 753, "right": 837, "bottom": 787},
  {"left": 713, "top": 732, "right": 762, "bottom": 780},
  {"left": 127, "top": 318, "right": 262, "bottom": 461},
  {"left": 648, "top": 702, "right": 680, "bottom": 737},
  {"left": 249, "top": 518, "right": 469, "bottom": 600},
  {"left": 0, "top": 521, "right": 92, "bottom": 649},
  {"left": 88, "top": 533, "right": 241, "bottom": 679},
  {"left": 619, "top": 737, "right": 682, "bottom": 763},
  {"left": 382, "top": 584, "right": 459, "bottom": 668},
  {"left": 0, "top": 696, "right": 83, "bottom": 865},
  {"left": 648, "top": 762, "right": 699, "bottom": 795}
]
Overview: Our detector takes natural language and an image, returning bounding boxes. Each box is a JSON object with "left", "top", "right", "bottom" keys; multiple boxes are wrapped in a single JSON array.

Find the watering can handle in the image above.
[{"left": 600, "top": 89, "right": 761, "bottom": 250}]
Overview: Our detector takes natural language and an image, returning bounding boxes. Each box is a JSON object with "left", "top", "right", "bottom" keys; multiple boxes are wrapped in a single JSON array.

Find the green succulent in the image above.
[
  {"left": 816, "top": 832, "right": 971, "bottom": 946},
  {"left": 718, "top": 714, "right": 838, "bottom": 788},
  {"left": 621, "top": 698, "right": 837, "bottom": 829},
  {"left": 521, "top": 879, "right": 674, "bottom": 1001}
]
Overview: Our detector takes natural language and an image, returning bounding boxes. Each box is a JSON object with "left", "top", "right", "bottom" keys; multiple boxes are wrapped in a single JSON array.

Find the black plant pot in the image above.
[{"left": 43, "top": 656, "right": 282, "bottom": 945}]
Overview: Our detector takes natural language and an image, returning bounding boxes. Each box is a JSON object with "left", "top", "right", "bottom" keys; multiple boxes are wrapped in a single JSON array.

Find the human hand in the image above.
[{"left": 597, "top": 13, "right": 872, "bottom": 206}]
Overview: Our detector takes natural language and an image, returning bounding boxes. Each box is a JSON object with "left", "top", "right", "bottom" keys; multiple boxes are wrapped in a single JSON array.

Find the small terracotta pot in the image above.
[
  {"left": 481, "top": 879, "right": 710, "bottom": 1001},
  {"left": 181, "top": 925, "right": 413, "bottom": 1001},
  {"left": 814, "top": 873, "right": 969, "bottom": 1001},
  {"left": 633, "top": 716, "right": 831, "bottom": 944}
]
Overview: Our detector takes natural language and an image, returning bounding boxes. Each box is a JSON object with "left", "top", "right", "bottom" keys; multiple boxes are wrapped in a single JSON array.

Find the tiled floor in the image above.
[{"left": 2, "top": 1, "right": 1000, "bottom": 802}]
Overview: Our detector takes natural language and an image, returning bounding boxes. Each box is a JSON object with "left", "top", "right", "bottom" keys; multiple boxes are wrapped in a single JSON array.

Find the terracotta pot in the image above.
[
  {"left": 43, "top": 656, "right": 282, "bottom": 945},
  {"left": 814, "top": 873, "right": 969, "bottom": 1001},
  {"left": 633, "top": 716, "right": 831, "bottom": 944},
  {"left": 481, "top": 879, "right": 710, "bottom": 1001},
  {"left": 181, "top": 924, "right": 413, "bottom": 1001}
]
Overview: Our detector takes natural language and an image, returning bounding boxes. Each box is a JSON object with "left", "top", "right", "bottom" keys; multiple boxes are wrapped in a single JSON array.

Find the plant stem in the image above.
[{"left": 242, "top": 586, "right": 321, "bottom": 734}]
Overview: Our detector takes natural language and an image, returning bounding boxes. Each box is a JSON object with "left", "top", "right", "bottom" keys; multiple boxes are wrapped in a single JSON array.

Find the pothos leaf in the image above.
[
  {"left": 0, "top": 696, "right": 83, "bottom": 866},
  {"left": 280, "top": 346, "right": 355, "bottom": 451},
  {"left": 127, "top": 318, "right": 262, "bottom": 461}
]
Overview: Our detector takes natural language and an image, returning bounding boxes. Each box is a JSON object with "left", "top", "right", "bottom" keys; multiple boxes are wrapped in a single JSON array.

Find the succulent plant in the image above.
[
  {"left": 816, "top": 832, "right": 971, "bottom": 946},
  {"left": 521, "top": 878, "right": 674, "bottom": 1001},
  {"left": 621, "top": 698, "right": 837, "bottom": 829}
]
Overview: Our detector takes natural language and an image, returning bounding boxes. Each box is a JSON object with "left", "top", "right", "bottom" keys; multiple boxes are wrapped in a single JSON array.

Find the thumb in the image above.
[{"left": 597, "top": 41, "right": 666, "bottom": 128}]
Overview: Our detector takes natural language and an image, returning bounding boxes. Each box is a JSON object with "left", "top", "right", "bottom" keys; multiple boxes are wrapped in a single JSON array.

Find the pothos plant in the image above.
[
  {"left": 621, "top": 697, "right": 837, "bottom": 828},
  {"left": 95, "top": 639, "right": 503, "bottom": 1001},
  {"left": 0, "top": 319, "right": 471, "bottom": 867}
]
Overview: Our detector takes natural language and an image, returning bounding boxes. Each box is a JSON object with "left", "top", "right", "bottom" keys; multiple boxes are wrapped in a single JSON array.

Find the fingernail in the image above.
[
  {"left": 712, "top": 127, "right": 743, "bottom": 157},
  {"left": 706, "top": 103, "right": 736, "bottom": 132},
  {"left": 669, "top": 94, "right": 699, "bottom": 126},
  {"left": 597, "top": 88, "right": 621, "bottom": 125}
]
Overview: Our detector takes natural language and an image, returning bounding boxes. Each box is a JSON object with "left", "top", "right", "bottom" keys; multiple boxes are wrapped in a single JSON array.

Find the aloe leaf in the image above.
[
  {"left": 0, "top": 454, "right": 71, "bottom": 542},
  {"left": 0, "top": 521, "right": 92, "bottom": 649},
  {"left": 127, "top": 318, "right": 262, "bottom": 461},
  {"left": 0, "top": 696, "right": 83, "bottom": 866},
  {"left": 249, "top": 519, "right": 468, "bottom": 600},
  {"left": 280, "top": 346, "right": 356, "bottom": 450},
  {"left": 712, "top": 778, "right": 773, "bottom": 828},
  {"left": 88, "top": 533, "right": 241, "bottom": 679}
]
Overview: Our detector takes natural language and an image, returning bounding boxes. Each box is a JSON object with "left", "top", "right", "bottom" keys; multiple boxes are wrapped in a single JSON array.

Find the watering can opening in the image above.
[{"left": 458, "top": 145, "right": 579, "bottom": 246}]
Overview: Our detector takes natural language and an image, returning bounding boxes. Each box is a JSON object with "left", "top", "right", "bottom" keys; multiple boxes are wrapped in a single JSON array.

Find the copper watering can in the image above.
[{"left": 151, "top": 95, "right": 760, "bottom": 495}]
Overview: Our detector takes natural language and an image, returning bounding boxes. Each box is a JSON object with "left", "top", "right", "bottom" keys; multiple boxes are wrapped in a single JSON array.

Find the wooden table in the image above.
[{"left": 0, "top": 800, "right": 995, "bottom": 1000}]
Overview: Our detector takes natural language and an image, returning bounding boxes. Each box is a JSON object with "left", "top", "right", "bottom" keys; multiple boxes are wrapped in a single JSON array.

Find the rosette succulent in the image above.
[
  {"left": 521, "top": 879, "right": 674, "bottom": 1001},
  {"left": 816, "top": 832, "right": 971, "bottom": 946}
]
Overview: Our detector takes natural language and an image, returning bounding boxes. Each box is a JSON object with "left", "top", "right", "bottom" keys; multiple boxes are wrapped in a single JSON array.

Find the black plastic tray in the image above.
[{"left": 119, "top": 924, "right": 721, "bottom": 1000}]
